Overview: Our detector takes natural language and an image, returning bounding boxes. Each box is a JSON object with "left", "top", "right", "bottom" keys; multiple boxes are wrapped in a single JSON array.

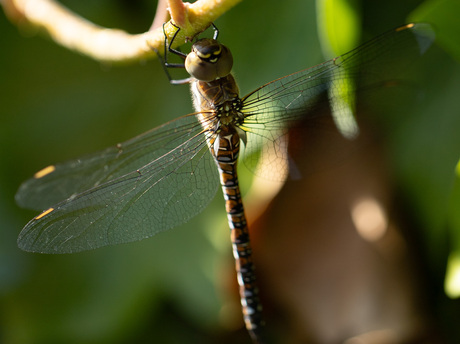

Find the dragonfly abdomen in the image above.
[{"left": 213, "top": 126, "right": 264, "bottom": 340}]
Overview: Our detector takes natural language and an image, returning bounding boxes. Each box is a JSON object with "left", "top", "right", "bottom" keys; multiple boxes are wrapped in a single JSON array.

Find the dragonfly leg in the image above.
[
  {"left": 154, "top": 22, "right": 191, "bottom": 84},
  {"left": 211, "top": 23, "right": 219, "bottom": 40}
]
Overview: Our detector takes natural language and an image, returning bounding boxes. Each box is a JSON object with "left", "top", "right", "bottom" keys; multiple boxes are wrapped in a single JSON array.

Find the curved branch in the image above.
[
  {"left": 150, "top": 0, "right": 170, "bottom": 31},
  {"left": 2, "top": 0, "right": 242, "bottom": 63}
]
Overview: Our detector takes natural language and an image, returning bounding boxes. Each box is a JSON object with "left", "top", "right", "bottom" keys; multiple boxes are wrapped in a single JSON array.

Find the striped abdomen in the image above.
[{"left": 213, "top": 125, "right": 264, "bottom": 342}]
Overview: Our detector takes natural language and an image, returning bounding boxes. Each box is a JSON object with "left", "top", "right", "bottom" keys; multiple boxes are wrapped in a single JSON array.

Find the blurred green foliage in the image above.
[{"left": 1, "top": 0, "right": 460, "bottom": 343}]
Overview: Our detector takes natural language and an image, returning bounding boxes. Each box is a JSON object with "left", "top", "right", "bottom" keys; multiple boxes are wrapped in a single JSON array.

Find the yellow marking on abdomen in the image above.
[
  {"left": 36, "top": 207, "right": 54, "bottom": 220},
  {"left": 34, "top": 165, "right": 56, "bottom": 179}
]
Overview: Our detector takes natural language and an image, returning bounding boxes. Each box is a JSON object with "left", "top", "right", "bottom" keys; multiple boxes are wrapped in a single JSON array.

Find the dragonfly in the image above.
[{"left": 16, "top": 22, "right": 435, "bottom": 343}]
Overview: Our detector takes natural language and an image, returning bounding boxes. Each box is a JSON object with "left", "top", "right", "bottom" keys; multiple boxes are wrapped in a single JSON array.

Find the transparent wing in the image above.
[
  {"left": 16, "top": 114, "right": 219, "bottom": 253},
  {"left": 239, "top": 23, "right": 435, "bottom": 179}
]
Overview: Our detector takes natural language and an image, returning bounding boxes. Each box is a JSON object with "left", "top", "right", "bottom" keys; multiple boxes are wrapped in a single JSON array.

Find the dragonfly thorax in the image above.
[
  {"left": 216, "top": 100, "right": 244, "bottom": 126},
  {"left": 185, "top": 38, "right": 233, "bottom": 82},
  {"left": 191, "top": 74, "right": 243, "bottom": 129}
]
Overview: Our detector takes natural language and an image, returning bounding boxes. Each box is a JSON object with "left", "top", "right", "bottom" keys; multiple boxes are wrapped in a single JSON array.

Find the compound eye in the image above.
[{"left": 185, "top": 39, "right": 233, "bottom": 81}]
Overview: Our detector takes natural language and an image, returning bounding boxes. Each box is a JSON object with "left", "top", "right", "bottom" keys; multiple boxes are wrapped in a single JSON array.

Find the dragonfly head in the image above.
[{"left": 185, "top": 38, "right": 233, "bottom": 82}]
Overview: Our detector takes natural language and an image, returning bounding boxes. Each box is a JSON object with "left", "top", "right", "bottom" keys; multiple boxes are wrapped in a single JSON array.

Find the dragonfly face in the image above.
[
  {"left": 185, "top": 38, "right": 233, "bottom": 82},
  {"left": 16, "top": 22, "right": 435, "bottom": 343}
]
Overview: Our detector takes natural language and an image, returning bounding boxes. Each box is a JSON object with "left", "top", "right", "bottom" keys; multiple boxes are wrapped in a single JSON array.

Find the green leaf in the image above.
[
  {"left": 316, "top": 0, "right": 361, "bottom": 58},
  {"left": 316, "top": 0, "right": 361, "bottom": 138},
  {"left": 446, "top": 160, "right": 460, "bottom": 298}
]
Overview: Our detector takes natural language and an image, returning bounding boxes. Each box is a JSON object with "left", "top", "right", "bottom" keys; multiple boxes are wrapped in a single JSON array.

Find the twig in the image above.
[
  {"left": 150, "top": 0, "right": 170, "bottom": 31},
  {"left": 2, "top": 0, "right": 242, "bottom": 63}
]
